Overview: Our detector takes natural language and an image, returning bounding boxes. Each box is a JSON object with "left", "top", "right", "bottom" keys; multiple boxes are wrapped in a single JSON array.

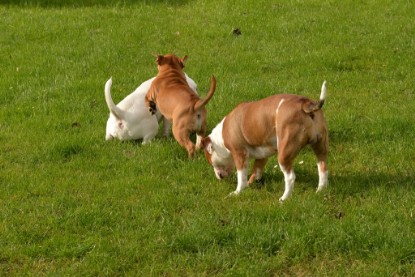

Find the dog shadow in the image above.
[{"left": 249, "top": 167, "right": 414, "bottom": 198}]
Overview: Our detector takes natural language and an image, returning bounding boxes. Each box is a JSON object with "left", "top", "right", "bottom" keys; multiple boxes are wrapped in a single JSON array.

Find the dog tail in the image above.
[
  {"left": 302, "top": 81, "right": 327, "bottom": 114},
  {"left": 194, "top": 75, "right": 216, "bottom": 111},
  {"left": 105, "top": 77, "right": 125, "bottom": 120}
]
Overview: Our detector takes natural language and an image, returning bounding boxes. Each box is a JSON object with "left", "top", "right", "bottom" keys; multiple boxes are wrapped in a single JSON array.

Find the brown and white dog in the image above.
[
  {"left": 201, "top": 82, "right": 328, "bottom": 201},
  {"left": 145, "top": 54, "right": 216, "bottom": 158}
]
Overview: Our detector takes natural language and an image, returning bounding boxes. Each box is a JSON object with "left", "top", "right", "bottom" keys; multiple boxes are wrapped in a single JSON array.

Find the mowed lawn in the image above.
[{"left": 1, "top": 0, "right": 415, "bottom": 275}]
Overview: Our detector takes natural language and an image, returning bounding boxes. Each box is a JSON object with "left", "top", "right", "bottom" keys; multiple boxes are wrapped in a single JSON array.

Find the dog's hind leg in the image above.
[
  {"left": 277, "top": 136, "right": 300, "bottom": 202},
  {"left": 316, "top": 161, "right": 328, "bottom": 192},
  {"left": 142, "top": 124, "right": 159, "bottom": 145},
  {"left": 162, "top": 118, "right": 172, "bottom": 137},
  {"left": 172, "top": 124, "right": 195, "bottom": 158},
  {"left": 311, "top": 136, "right": 328, "bottom": 192},
  {"left": 195, "top": 134, "right": 203, "bottom": 150},
  {"left": 278, "top": 163, "right": 295, "bottom": 202}
]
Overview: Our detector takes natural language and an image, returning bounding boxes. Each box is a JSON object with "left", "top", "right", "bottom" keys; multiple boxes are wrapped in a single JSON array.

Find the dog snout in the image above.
[{"left": 215, "top": 169, "right": 228, "bottom": 180}]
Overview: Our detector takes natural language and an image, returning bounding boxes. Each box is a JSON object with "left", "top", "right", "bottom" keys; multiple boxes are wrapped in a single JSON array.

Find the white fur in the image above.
[
  {"left": 207, "top": 122, "right": 300, "bottom": 201},
  {"left": 105, "top": 74, "right": 198, "bottom": 143},
  {"left": 206, "top": 119, "right": 235, "bottom": 180},
  {"left": 320, "top": 81, "right": 327, "bottom": 101},
  {"left": 279, "top": 164, "right": 296, "bottom": 202},
  {"left": 247, "top": 143, "right": 277, "bottom": 159},
  {"left": 276, "top": 98, "right": 285, "bottom": 114},
  {"left": 316, "top": 161, "right": 328, "bottom": 192},
  {"left": 235, "top": 168, "right": 248, "bottom": 193}
]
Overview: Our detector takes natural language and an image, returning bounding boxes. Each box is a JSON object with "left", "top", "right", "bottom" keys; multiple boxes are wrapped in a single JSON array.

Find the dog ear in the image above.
[
  {"left": 206, "top": 143, "right": 214, "bottom": 155},
  {"left": 152, "top": 54, "right": 164, "bottom": 65},
  {"left": 201, "top": 137, "right": 214, "bottom": 154},
  {"left": 179, "top": 55, "right": 188, "bottom": 68}
]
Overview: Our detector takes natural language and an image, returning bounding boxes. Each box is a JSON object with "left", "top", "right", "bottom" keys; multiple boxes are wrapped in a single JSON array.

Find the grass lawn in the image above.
[{"left": 1, "top": 0, "right": 415, "bottom": 275}]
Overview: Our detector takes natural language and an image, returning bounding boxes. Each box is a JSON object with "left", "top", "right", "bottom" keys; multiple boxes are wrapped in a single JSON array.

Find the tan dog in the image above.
[
  {"left": 145, "top": 54, "right": 216, "bottom": 158},
  {"left": 202, "top": 82, "right": 328, "bottom": 201}
]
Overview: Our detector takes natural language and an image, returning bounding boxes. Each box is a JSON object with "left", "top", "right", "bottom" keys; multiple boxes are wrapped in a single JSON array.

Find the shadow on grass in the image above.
[
  {"left": 1, "top": 0, "right": 191, "bottom": 7},
  {"left": 329, "top": 171, "right": 415, "bottom": 196},
  {"left": 247, "top": 166, "right": 414, "bottom": 199}
]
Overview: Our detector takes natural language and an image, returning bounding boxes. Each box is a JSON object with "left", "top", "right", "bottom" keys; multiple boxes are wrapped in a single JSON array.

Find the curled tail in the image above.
[
  {"left": 105, "top": 77, "right": 125, "bottom": 120},
  {"left": 194, "top": 75, "right": 216, "bottom": 110},
  {"left": 302, "top": 81, "right": 327, "bottom": 114}
]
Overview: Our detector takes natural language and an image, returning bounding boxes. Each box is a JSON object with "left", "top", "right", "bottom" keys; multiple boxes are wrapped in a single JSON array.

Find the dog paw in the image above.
[
  {"left": 224, "top": 191, "right": 239, "bottom": 199},
  {"left": 316, "top": 184, "right": 327, "bottom": 193}
]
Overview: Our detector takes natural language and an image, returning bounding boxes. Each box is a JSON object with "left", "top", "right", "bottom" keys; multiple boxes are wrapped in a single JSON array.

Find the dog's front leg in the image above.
[
  {"left": 228, "top": 153, "right": 249, "bottom": 196},
  {"left": 248, "top": 158, "right": 268, "bottom": 184}
]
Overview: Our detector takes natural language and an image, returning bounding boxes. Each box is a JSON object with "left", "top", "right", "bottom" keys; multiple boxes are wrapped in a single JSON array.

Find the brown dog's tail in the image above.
[
  {"left": 302, "top": 81, "right": 327, "bottom": 114},
  {"left": 194, "top": 75, "right": 216, "bottom": 110}
]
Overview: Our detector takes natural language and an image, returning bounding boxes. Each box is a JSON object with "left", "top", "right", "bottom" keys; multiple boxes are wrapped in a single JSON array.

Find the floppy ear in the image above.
[
  {"left": 201, "top": 137, "right": 213, "bottom": 154},
  {"left": 206, "top": 143, "right": 214, "bottom": 155}
]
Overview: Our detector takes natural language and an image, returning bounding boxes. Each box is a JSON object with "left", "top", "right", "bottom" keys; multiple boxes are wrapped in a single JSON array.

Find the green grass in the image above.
[{"left": 1, "top": 0, "right": 415, "bottom": 275}]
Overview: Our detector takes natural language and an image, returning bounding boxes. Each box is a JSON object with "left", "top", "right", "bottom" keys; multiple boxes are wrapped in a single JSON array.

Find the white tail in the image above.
[
  {"left": 105, "top": 77, "right": 125, "bottom": 120},
  {"left": 320, "top": 81, "right": 327, "bottom": 102}
]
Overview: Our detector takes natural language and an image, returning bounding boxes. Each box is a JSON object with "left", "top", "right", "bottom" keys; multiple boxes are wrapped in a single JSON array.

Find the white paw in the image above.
[
  {"left": 224, "top": 190, "right": 239, "bottom": 199},
  {"left": 316, "top": 185, "right": 327, "bottom": 193}
]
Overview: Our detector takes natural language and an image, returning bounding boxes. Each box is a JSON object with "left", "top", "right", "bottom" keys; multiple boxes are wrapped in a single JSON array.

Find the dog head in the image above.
[
  {"left": 154, "top": 54, "right": 188, "bottom": 71},
  {"left": 201, "top": 136, "right": 235, "bottom": 180}
]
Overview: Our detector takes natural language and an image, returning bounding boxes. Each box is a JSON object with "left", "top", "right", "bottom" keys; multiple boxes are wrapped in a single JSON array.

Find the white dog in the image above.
[{"left": 105, "top": 74, "right": 198, "bottom": 143}]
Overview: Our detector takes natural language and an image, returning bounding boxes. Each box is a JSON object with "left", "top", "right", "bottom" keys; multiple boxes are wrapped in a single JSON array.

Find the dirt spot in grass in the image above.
[
  {"left": 335, "top": 211, "right": 345, "bottom": 219},
  {"left": 218, "top": 218, "right": 229, "bottom": 226},
  {"left": 71, "top": 122, "right": 80, "bottom": 128},
  {"left": 231, "top": 28, "right": 242, "bottom": 36}
]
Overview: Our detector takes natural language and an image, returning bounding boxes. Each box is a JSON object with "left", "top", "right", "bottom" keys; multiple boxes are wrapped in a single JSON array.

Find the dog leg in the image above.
[
  {"left": 277, "top": 134, "right": 299, "bottom": 202},
  {"left": 195, "top": 120, "right": 207, "bottom": 150},
  {"left": 228, "top": 153, "right": 249, "bottom": 196},
  {"left": 278, "top": 164, "right": 295, "bottom": 202},
  {"left": 195, "top": 134, "right": 203, "bottom": 150},
  {"left": 142, "top": 134, "right": 155, "bottom": 144},
  {"left": 316, "top": 161, "right": 328, "bottom": 192},
  {"left": 248, "top": 158, "right": 268, "bottom": 184},
  {"left": 228, "top": 168, "right": 248, "bottom": 197},
  {"left": 172, "top": 124, "right": 195, "bottom": 158},
  {"left": 311, "top": 134, "right": 328, "bottom": 192},
  {"left": 162, "top": 118, "right": 171, "bottom": 137}
]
